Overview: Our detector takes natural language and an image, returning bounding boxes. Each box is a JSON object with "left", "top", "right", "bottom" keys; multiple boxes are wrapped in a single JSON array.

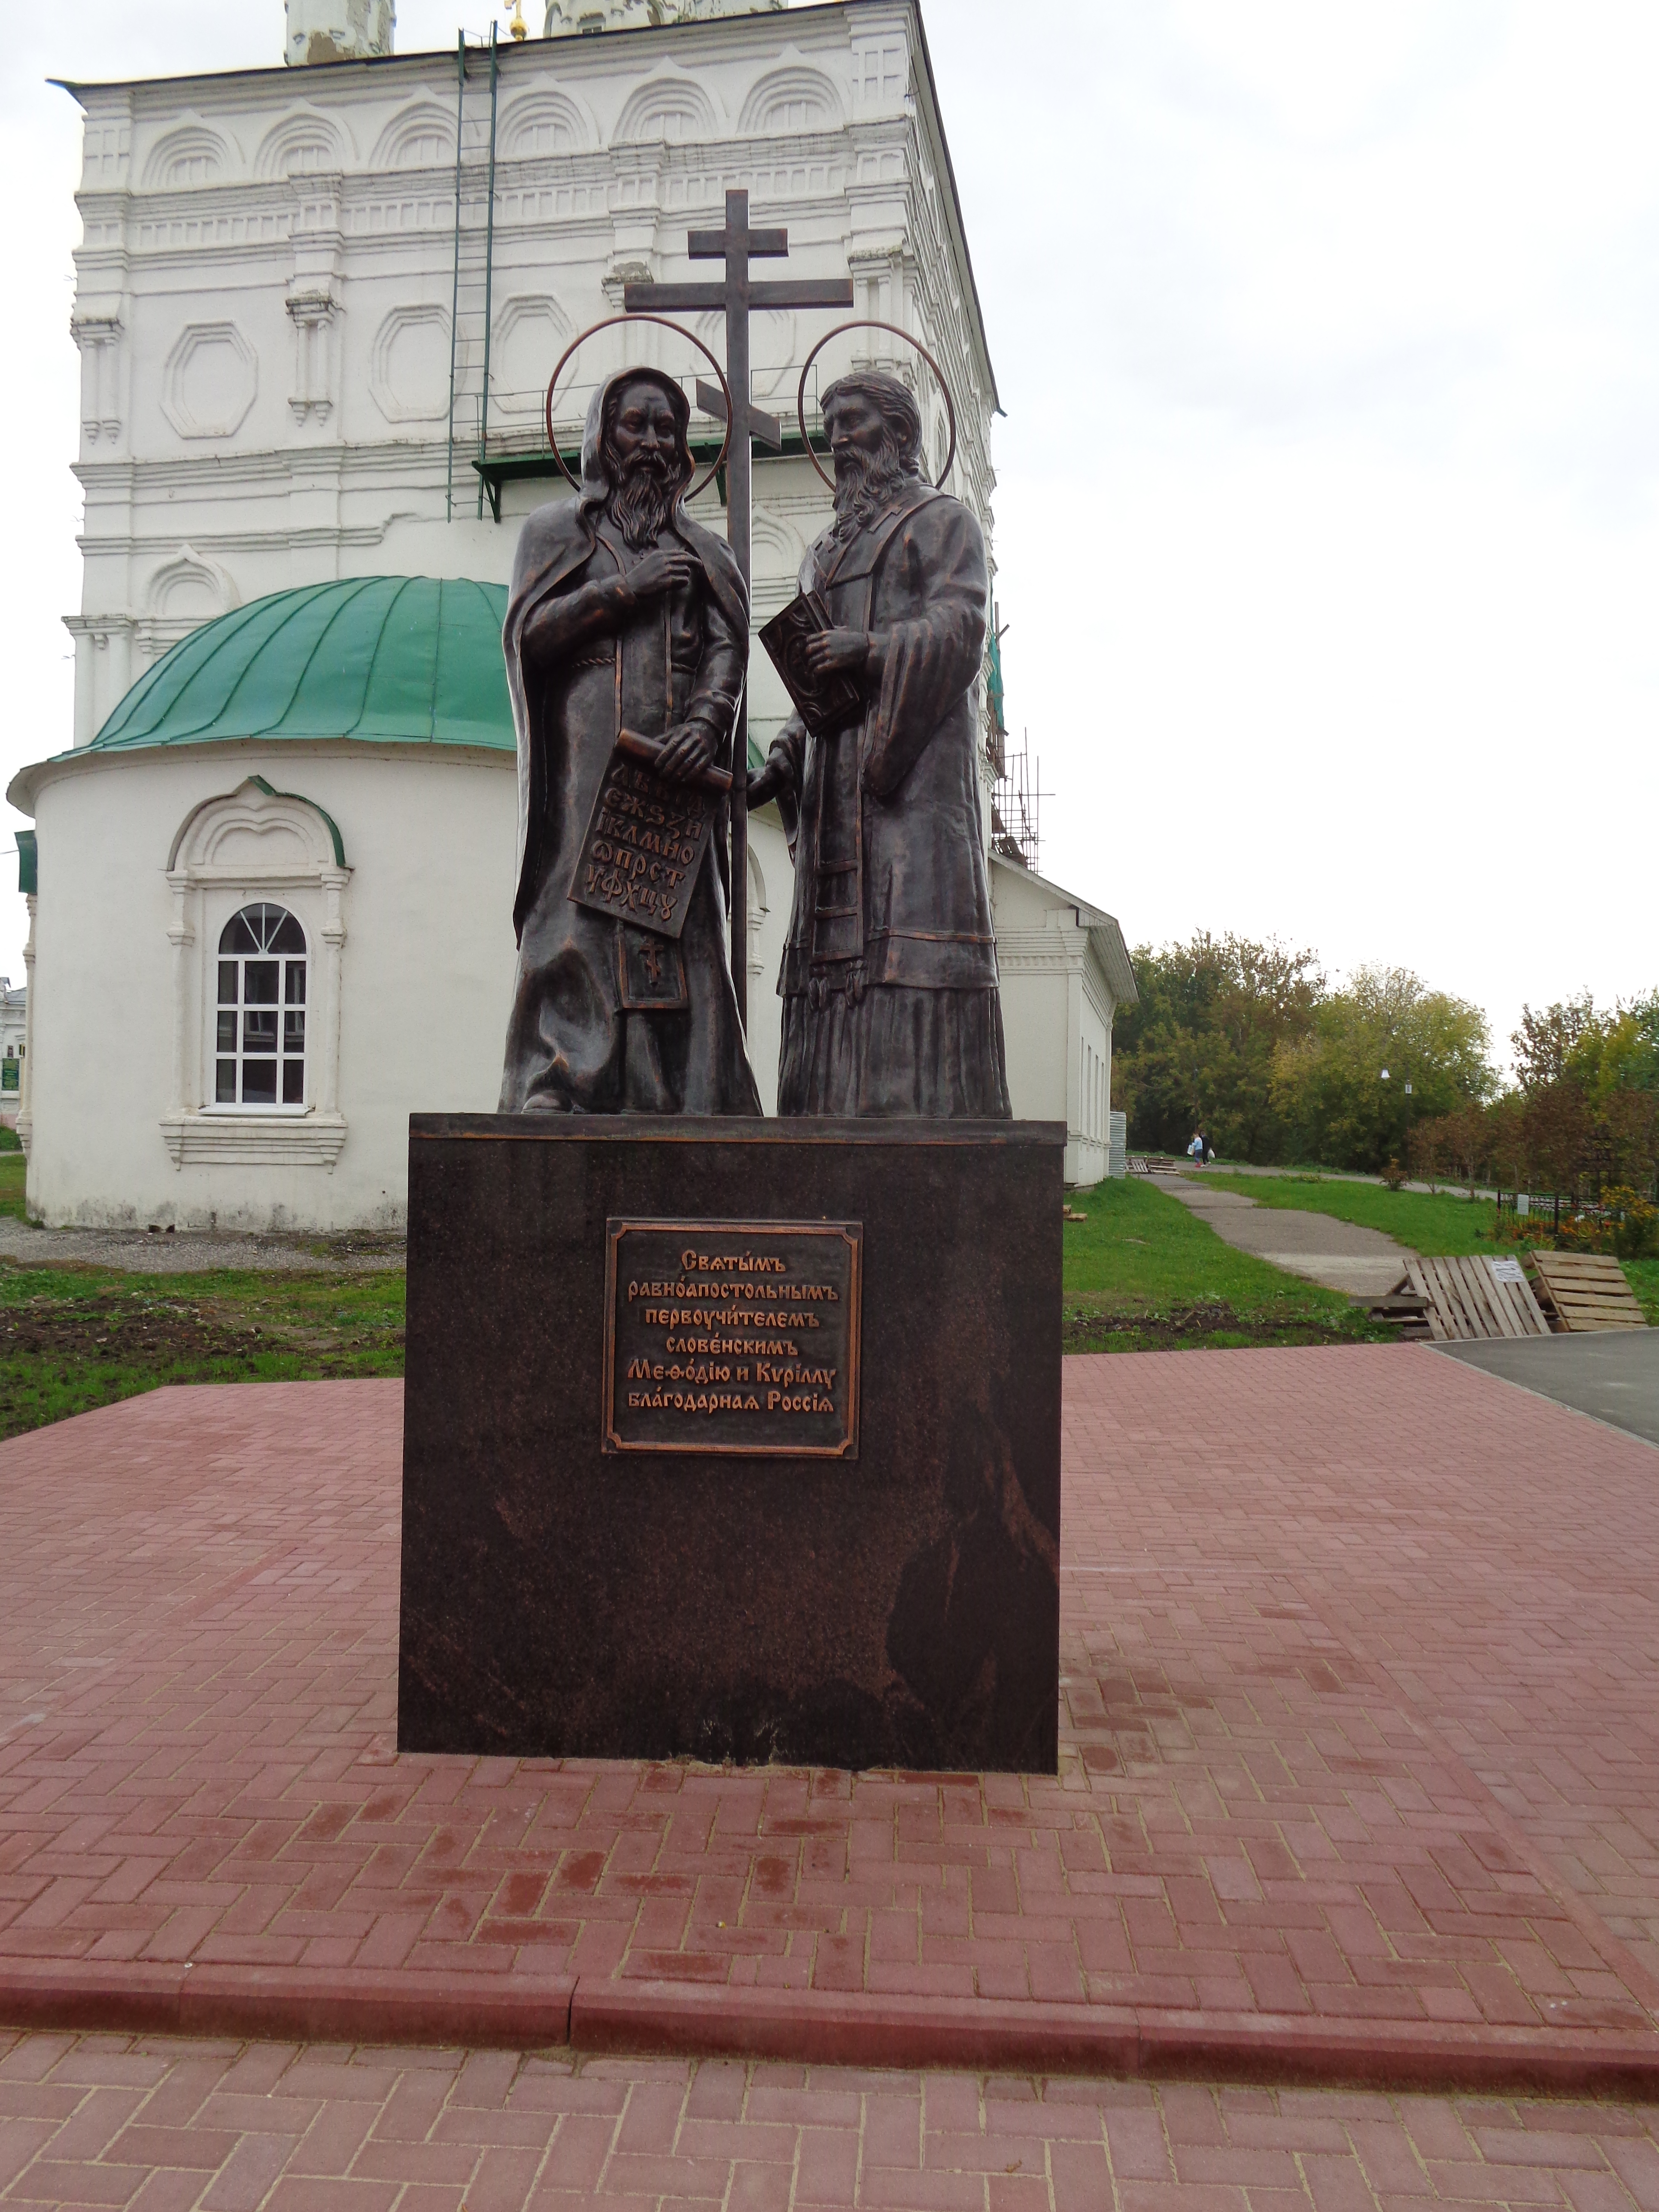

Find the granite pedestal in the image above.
[{"left": 397, "top": 1115, "right": 1063, "bottom": 1773}]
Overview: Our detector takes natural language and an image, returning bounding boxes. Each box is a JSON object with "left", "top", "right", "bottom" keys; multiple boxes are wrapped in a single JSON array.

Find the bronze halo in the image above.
[
  {"left": 543, "top": 313, "right": 733, "bottom": 503},
  {"left": 796, "top": 319, "right": 958, "bottom": 493}
]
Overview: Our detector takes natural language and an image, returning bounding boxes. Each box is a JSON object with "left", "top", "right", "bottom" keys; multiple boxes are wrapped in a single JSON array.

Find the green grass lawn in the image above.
[
  {"left": 1199, "top": 1171, "right": 1499, "bottom": 1255},
  {"left": 1061, "top": 1175, "right": 1385, "bottom": 1353},
  {"left": 1624, "top": 1260, "right": 1659, "bottom": 1325},
  {"left": 0, "top": 1264, "right": 404, "bottom": 1440},
  {"left": 0, "top": 1147, "right": 24, "bottom": 1223}
]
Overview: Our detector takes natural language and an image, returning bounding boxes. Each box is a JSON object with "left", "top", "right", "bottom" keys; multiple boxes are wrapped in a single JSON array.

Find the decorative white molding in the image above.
[
  {"left": 141, "top": 122, "right": 231, "bottom": 192},
  {"left": 160, "top": 1112, "right": 349, "bottom": 1169},
  {"left": 255, "top": 106, "right": 350, "bottom": 180},
  {"left": 163, "top": 778, "right": 351, "bottom": 1172},
  {"left": 71, "top": 310, "right": 124, "bottom": 448},
  {"left": 499, "top": 88, "right": 591, "bottom": 158},
  {"left": 286, "top": 286, "right": 339, "bottom": 423},
  {"left": 490, "top": 293, "right": 572, "bottom": 415},
  {"left": 738, "top": 64, "right": 843, "bottom": 137},
  {"left": 370, "top": 100, "right": 457, "bottom": 171},
  {"left": 369, "top": 304, "right": 450, "bottom": 424},
  {"left": 850, "top": 33, "right": 909, "bottom": 118},
  {"left": 614, "top": 75, "right": 720, "bottom": 146},
  {"left": 80, "top": 116, "right": 131, "bottom": 191},
  {"left": 146, "top": 543, "right": 240, "bottom": 620},
  {"left": 601, "top": 260, "right": 655, "bottom": 312},
  {"left": 161, "top": 321, "right": 258, "bottom": 439},
  {"left": 64, "top": 614, "right": 136, "bottom": 742}
]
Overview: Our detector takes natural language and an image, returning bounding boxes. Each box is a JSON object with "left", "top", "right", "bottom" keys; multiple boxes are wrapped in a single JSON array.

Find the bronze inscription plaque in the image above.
[{"left": 602, "top": 1218, "right": 862, "bottom": 1458}]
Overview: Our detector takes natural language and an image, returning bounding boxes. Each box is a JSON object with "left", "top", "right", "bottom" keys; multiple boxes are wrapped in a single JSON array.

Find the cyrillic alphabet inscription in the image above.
[{"left": 602, "top": 1218, "right": 862, "bottom": 1457}]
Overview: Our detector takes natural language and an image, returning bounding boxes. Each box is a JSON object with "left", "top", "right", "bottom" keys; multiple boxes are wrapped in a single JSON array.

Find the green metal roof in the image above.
[
  {"left": 85, "top": 572, "right": 772, "bottom": 774},
  {"left": 88, "top": 577, "right": 514, "bottom": 754}
]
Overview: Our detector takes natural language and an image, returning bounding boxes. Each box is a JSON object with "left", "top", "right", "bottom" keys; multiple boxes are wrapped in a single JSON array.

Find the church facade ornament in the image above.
[
  {"left": 160, "top": 778, "right": 351, "bottom": 1173},
  {"left": 369, "top": 304, "right": 451, "bottom": 425},
  {"left": 161, "top": 321, "right": 258, "bottom": 441},
  {"left": 286, "top": 287, "right": 339, "bottom": 424},
  {"left": 70, "top": 308, "right": 124, "bottom": 449}
]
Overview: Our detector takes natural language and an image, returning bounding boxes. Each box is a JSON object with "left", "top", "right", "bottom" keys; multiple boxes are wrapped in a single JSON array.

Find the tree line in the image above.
[{"left": 1112, "top": 933, "right": 1659, "bottom": 1195}]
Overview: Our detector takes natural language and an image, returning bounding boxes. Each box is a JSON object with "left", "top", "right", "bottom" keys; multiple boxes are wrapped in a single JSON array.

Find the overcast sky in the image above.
[{"left": 2, "top": 2, "right": 1654, "bottom": 1068}]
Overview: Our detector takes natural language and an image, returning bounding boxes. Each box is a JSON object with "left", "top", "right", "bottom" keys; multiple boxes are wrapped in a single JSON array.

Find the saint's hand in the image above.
[
  {"left": 747, "top": 754, "right": 787, "bottom": 809},
  {"left": 802, "top": 627, "right": 870, "bottom": 678},
  {"left": 625, "top": 549, "right": 701, "bottom": 604},
  {"left": 654, "top": 721, "right": 719, "bottom": 784}
]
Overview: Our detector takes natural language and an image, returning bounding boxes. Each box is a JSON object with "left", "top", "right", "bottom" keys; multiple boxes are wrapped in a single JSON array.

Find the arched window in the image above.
[{"left": 216, "top": 903, "right": 306, "bottom": 1107}]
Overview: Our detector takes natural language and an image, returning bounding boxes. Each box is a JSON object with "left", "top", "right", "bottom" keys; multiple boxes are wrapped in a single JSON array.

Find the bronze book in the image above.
[
  {"left": 568, "top": 738, "right": 715, "bottom": 942},
  {"left": 758, "top": 590, "right": 865, "bottom": 738}
]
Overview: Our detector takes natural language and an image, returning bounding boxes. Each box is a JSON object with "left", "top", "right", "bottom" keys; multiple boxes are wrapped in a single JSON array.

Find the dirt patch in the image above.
[
  {"left": 1, "top": 1290, "right": 266, "bottom": 1369},
  {"left": 0, "top": 1282, "right": 404, "bottom": 1419},
  {"left": 1063, "top": 1301, "right": 1369, "bottom": 1352}
]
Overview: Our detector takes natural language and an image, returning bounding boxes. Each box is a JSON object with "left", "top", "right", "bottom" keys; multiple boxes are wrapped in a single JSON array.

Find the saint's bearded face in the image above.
[
  {"left": 602, "top": 378, "right": 692, "bottom": 550},
  {"left": 824, "top": 387, "right": 915, "bottom": 540}
]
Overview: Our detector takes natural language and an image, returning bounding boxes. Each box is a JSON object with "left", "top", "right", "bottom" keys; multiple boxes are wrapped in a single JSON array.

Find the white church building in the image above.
[{"left": 9, "top": 0, "right": 1133, "bottom": 1231}]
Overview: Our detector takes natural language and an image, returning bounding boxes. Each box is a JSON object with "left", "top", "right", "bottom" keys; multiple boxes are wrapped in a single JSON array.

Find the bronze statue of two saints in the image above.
[{"left": 499, "top": 363, "right": 1011, "bottom": 1120}]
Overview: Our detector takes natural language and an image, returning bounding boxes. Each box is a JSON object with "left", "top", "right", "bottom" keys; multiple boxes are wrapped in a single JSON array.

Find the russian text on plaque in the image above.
[{"left": 603, "top": 1218, "right": 862, "bottom": 1457}]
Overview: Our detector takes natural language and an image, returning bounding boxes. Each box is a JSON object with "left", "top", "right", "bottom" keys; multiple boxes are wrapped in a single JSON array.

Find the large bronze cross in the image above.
[{"left": 625, "top": 190, "right": 852, "bottom": 1030}]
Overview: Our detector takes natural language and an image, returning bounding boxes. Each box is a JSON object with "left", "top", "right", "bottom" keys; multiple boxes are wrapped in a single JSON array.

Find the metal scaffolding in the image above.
[{"left": 992, "top": 732, "right": 1045, "bottom": 872}]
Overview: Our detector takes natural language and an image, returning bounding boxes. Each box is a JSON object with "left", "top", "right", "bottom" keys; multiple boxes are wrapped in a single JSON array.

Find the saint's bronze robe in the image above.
[
  {"left": 498, "top": 385, "right": 760, "bottom": 1117},
  {"left": 760, "top": 480, "right": 1011, "bottom": 1118}
]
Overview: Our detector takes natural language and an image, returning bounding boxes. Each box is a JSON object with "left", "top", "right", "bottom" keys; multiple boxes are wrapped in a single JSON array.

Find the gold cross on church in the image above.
[{"left": 624, "top": 192, "right": 853, "bottom": 1028}]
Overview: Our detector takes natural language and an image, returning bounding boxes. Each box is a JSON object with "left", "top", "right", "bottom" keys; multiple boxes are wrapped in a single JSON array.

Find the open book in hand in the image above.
[
  {"left": 567, "top": 736, "right": 718, "bottom": 941},
  {"left": 758, "top": 590, "right": 866, "bottom": 739}
]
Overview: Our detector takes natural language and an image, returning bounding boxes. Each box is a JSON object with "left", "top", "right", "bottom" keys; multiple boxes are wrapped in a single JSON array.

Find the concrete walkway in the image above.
[
  {"left": 1151, "top": 1174, "right": 1408, "bottom": 1299},
  {"left": 1437, "top": 1329, "right": 1659, "bottom": 1449}
]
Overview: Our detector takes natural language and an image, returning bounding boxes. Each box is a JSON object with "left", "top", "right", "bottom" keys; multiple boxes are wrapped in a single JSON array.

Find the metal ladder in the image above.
[{"left": 446, "top": 25, "right": 500, "bottom": 523}]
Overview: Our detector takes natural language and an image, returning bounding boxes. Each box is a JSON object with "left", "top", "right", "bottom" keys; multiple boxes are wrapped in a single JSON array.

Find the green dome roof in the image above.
[{"left": 89, "top": 577, "right": 514, "bottom": 754}]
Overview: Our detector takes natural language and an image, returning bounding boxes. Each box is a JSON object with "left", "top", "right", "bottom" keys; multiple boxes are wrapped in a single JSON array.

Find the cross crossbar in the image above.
[
  {"left": 628, "top": 279, "right": 856, "bottom": 313},
  {"left": 695, "top": 379, "right": 781, "bottom": 451},
  {"left": 689, "top": 223, "right": 787, "bottom": 259}
]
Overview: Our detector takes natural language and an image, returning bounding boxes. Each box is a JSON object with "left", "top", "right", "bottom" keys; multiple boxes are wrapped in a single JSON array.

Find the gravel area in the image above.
[{"left": 0, "top": 1217, "right": 404, "bottom": 1274}]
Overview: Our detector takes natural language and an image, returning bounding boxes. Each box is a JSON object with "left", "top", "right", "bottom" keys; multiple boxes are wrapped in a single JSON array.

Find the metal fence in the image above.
[{"left": 1495, "top": 1191, "right": 1574, "bottom": 1232}]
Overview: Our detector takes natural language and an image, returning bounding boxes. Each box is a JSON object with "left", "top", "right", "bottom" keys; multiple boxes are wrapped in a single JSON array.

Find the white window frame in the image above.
[
  {"left": 161, "top": 776, "right": 351, "bottom": 1171},
  {"left": 213, "top": 901, "right": 310, "bottom": 1114}
]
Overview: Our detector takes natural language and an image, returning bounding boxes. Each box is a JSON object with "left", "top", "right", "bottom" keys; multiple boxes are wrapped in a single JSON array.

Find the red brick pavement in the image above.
[
  {"left": 0, "top": 1350, "right": 1656, "bottom": 2088},
  {"left": 4, "top": 2027, "right": 1659, "bottom": 2212}
]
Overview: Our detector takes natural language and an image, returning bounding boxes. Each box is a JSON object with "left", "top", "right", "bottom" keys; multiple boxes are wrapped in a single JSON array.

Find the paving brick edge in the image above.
[{"left": 3, "top": 1963, "right": 1659, "bottom": 2096}]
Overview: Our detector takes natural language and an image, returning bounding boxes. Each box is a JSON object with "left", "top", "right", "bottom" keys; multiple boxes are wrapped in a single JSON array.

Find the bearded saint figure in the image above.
[
  {"left": 498, "top": 368, "right": 761, "bottom": 1116},
  {"left": 748, "top": 371, "right": 1011, "bottom": 1118}
]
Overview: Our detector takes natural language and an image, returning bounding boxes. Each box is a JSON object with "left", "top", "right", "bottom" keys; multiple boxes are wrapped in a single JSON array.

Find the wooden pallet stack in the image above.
[
  {"left": 1366, "top": 1281, "right": 1434, "bottom": 1339},
  {"left": 1371, "top": 1255, "right": 1551, "bottom": 1342},
  {"left": 1527, "top": 1250, "right": 1648, "bottom": 1331}
]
